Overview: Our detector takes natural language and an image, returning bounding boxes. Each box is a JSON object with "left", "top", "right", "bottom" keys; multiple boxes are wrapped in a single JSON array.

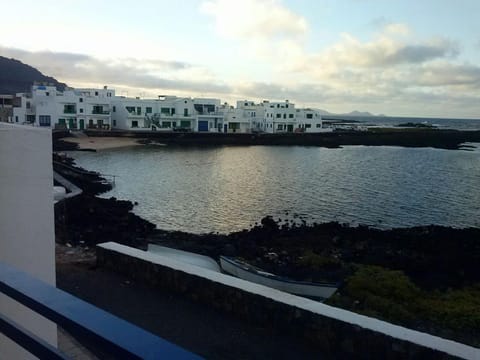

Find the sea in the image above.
[
  {"left": 71, "top": 116, "right": 480, "bottom": 234},
  {"left": 324, "top": 115, "right": 480, "bottom": 130}
]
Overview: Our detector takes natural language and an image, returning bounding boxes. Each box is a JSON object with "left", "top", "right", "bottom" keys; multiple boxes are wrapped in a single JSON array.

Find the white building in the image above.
[
  {"left": 13, "top": 85, "right": 114, "bottom": 130},
  {"left": 230, "top": 100, "right": 265, "bottom": 133},
  {"left": 262, "top": 100, "right": 297, "bottom": 133},
  {"left": 111, "top": 95, "right": 225, "bottom": 132},
  {"left": 296, "top": 108, "right": 331, "bottom": 133},
  {"left": 13, "top": 85, "right": 328, "bottom": 133},
  {"left": 0, "top": 123, "right": 57, "bottom": 358}
]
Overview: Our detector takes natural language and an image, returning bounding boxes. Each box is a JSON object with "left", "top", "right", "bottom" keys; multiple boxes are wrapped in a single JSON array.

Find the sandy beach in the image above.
[{"left": 63, "top": 136, "right": 144, "bottom": 150}]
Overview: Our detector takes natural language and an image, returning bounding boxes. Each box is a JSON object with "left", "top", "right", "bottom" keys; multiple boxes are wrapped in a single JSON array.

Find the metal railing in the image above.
[{"left": 0, "top": 261, "right": 201, "bottom": 359}]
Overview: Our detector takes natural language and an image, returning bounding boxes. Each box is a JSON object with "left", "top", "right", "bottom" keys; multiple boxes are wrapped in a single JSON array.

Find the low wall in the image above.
[{"left": 96, "top": 242, "right": 478, "bottom": 360}]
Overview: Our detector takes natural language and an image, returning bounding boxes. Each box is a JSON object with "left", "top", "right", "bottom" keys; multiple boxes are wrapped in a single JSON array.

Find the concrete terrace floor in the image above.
[{"left": 55, "top": 246, "right": 323, "bottom": 360}]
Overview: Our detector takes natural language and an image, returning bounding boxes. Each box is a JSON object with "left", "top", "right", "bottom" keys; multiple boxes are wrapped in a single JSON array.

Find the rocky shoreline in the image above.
[{"left": 53, "top": 143, "right": 480, "bottom": 348}]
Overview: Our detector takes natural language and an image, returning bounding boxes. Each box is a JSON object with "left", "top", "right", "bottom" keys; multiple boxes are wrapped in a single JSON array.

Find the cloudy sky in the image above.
[{"left": 1, "top": 0, "right": 480, "bottom": 118}]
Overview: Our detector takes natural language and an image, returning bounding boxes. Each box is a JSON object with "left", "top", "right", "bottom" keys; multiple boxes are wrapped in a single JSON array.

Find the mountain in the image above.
[
  {"left": 342, "top": 110, "right": 375, "bottom": 117},
  {"left": 314, "top": 108, "right": 383, "bottom": 117},
  {"left": 0, "top": 57, "right": 67, "bottom": 94},
  {"left": 313, "top": 108, "right": 333, "bottom": 115}
]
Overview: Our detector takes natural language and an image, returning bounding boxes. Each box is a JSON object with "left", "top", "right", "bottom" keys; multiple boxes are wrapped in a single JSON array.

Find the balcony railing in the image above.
[
  {"left": 0, "top": 261, "right": 201, "bottom": 359},
  {"left": 91, "top": 110, "right": 110, "bottom": 115}
]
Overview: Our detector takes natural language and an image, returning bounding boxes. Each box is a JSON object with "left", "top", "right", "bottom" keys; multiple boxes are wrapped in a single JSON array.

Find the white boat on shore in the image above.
[
  {"left": 220, "top": 256, "right": 338, "bottom": 299},
  {"left": 147, "top": 244, "right": 221, "bottom": 272}
]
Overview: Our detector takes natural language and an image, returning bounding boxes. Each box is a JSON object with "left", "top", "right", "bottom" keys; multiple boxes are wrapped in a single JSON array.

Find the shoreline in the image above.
[
  {"left": 53, "top": 144, "right": 480, "bottom": 348},
  {"left": 82, "top": 128, "right": 480, "bottom": 150}
]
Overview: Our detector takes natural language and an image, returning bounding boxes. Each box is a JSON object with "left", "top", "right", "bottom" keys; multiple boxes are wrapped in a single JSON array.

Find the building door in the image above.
[
  {"left": 224, "top": 124, "right": 228, "bottom": 133},
  {"left": 68, "top": 118, "right": 74, "bottom": 129},
  {"left": 79, "top": 119, "right": 84, "bottom": 130},
  {"left": 198, "top": 121, "right": 209, "bottom": 132},
  {"left": 287, "top": 124, "right": 294, "bottom": 132}
]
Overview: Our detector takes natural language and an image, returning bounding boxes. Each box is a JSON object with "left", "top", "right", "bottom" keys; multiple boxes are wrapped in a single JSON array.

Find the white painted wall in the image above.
[{"left": 0, "top": 123, "right": 57, "bottom": 359}]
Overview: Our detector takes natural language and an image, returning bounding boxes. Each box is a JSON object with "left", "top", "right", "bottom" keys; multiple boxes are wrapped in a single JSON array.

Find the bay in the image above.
[{"left": 71, "top": 144, "right": 480, "bottom": 234}]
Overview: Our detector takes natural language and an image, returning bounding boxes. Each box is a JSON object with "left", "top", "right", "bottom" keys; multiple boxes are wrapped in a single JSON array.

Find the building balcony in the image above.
[{"left": 91, "top": 110, "right": 110, "bottom": 115}]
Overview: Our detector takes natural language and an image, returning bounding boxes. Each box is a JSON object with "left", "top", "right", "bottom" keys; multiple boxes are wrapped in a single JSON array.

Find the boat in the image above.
[
  {"left": 147, "top": 244, "right": 221, "bottom": 272},
  {"left": 220, "top": 256, "right": 338, "bottom": 300}
]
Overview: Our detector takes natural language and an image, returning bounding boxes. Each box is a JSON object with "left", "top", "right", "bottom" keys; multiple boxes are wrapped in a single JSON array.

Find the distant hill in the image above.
[
  {"left": 342, "top": 110, "right": 375, "bottom": 117},
  {"left": 0, "top": 56, "right": 67, "bottom": 94},
  {"left": 314, "top": 108, "right": 382, "bottom": 117}
]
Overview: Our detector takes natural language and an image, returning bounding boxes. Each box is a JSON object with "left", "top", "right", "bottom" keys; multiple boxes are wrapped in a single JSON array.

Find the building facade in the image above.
[
  {"left": 14, "top": 85, "right": 114, "bottom": 129},
  {"left": 13, "top": 85, "right": 328, "bottom": 133},
  {"left": 0, "top": 123, "right": 57, "bottom": 358}
]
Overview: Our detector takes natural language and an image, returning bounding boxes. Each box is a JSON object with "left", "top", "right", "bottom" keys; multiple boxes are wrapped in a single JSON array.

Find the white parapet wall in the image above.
[
  {"left": 0, "top": 123, "right": 57, "bottom": 358},
  {"left": 97, "top": 242, "right": 479, "bottom": 360}
]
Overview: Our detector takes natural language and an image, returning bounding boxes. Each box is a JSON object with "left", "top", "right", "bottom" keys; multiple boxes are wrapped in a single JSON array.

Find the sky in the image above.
[{"left": 1, "top": 0, "right": 480, "bottom": 118}]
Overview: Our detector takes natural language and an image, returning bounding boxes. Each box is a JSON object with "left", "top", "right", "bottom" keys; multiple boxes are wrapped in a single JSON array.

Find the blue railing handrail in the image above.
[
  {"left": 0, "top": 261, "right": 202, "bottom": 359},
  {"left": 0, "top": 313, "right": 68, "bottom": 359}
]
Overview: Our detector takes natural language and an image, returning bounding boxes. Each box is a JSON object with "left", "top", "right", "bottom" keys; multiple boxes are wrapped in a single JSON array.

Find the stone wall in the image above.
[{"left": 96, "top": 243, "right": 476, "bottom": 360}]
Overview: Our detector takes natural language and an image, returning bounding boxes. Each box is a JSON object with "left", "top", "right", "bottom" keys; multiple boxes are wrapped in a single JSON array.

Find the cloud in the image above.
[
  {"left": 0, "top": 46, "right": 231, "bottom": 95},
  {"left": 415, "top": 62, "right": 480, "bottom": 87},
  {"left": 200, "top": 0, "right": 307, "bottom": 40},
  {"left": 312, "top": 33, "right": 459, "bottom": 70}
]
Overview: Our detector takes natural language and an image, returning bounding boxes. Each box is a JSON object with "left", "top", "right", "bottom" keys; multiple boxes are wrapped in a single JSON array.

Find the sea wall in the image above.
[
  {"left": 84, "top": 128, "right": 480, "bottom": 150},
  {"left": 96, "top": 242, "right": 477, "bottom": 360}
]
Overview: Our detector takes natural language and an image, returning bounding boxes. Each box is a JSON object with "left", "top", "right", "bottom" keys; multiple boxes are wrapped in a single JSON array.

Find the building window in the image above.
[
  {"left": 92, "top": 105, "right": 104, "bottom": 114},
  {"left": 131, "top": 120, "right": 138, "bottom": 128},
  {"left": 79, "top": 108, "right": 84, "bottom": 113},
  {"left": 126, "top": 106, "right": 135, "bottom": 113},
  {"left": 305, "top": 124, "right": 311, "bottom": 128},
  {"left": 113, "top": 120, "right": 117, "bottom": 126},
  {"left": 146, "top": 107, "right": 152, "bottom": 114},
  {"left": 162, "top": 121, "right": 171, "bottom": 128},
  {"left": 26, "top": 102, "right": 30, "bottom": 109},
  {"left": 45, "top": 92, "right": 49, "bottom": 96},
  {"left": 289, "top": 114, "right": 294, "bottom": 118},
  {"left": 184, "top": 108, "right": 189, "bottom": 116},
  {"left": 15, "top": 116, "right": 18, "bottom": 122},
  {"left": 136, "top": 107, "right": 141, "bottom": 115},
  {"left": 39, "top": 115, "right": 51, "bottom": 126},
  {"left": 286, "top": 104, "right": 289, "bottom": 108},
  {"left": 276, "top": 114, "right": 281, "bottom": 118},
  {"left": 95, "top": 91, "right": 98, "bottom": 96},
  {"left": 172, "top": 121, "right": 176, "bottom": 128},
  {"left": 316, "top": 124, "right": 322, "bottom": 128},
  {"left": 283, "top": 114, "right": 286, "bottom": 119},
  {"left": 112, "top": 106, "right": 116, "bottom": 112},
  {"left": 306, "top": 113, "right": 313, "bottom": 119},
  {"left": 80, "top": 98, "right": 83, "bottom": 103},
  {"left": 107, "top": 92, "right": 111, "bottom": 97},
  {"left": 277, "top": 124, "right": 283, "bottom": 130},
  {"left": 64, "top": 104, "right": 76, "bottom": 114}
]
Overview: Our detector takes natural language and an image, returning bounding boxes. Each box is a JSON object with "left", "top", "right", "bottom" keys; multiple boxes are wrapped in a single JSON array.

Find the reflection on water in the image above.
[{"left": 71, "top": 145, "right": 480, "bottom": 234}]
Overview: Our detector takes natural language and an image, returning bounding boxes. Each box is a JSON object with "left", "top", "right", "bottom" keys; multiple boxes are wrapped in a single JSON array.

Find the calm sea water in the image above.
[
  {"left": 326, "top": 115, "right": 480, "bottom": 130},
  {"left": 71, "top": 143, "right": 480, "bottom": 234}
]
